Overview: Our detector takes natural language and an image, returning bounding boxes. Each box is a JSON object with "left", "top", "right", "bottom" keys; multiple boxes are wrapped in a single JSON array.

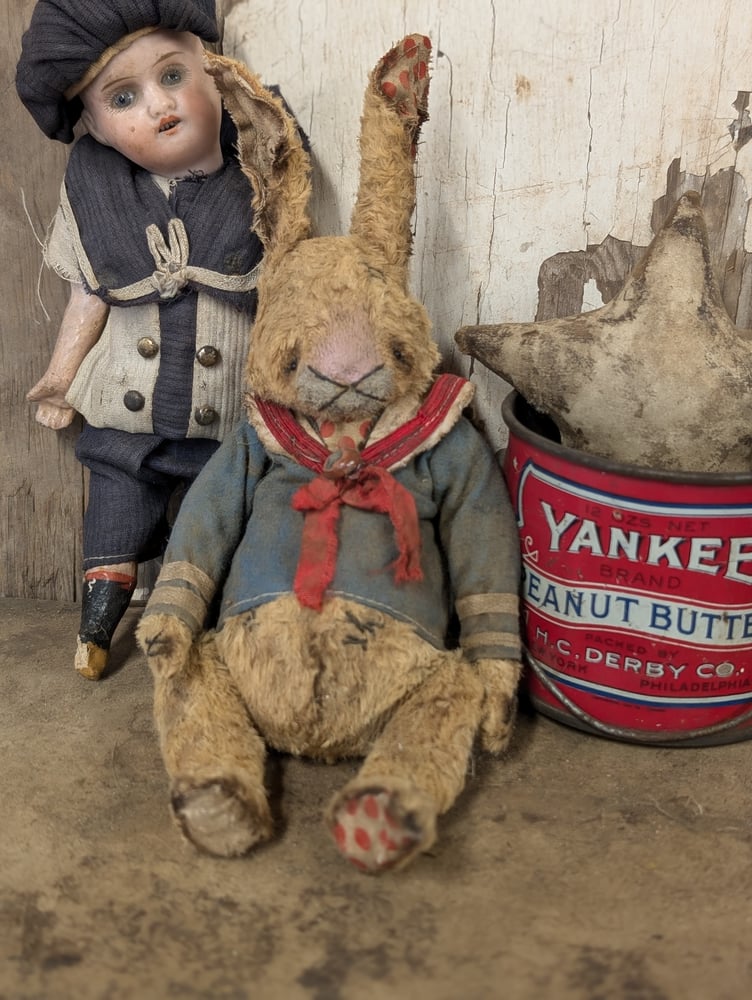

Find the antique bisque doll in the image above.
[{"left": 16, "top": 0, "right": 285, "bottom": 680}]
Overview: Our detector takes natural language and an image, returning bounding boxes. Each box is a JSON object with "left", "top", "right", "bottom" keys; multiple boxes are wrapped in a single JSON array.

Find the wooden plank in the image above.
[{"left": 1, "top": 0, "right": 83, "bottom": 600}]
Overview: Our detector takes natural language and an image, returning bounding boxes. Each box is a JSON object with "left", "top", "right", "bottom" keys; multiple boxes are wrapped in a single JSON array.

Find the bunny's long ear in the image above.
[
  {"left": 350, "top": 35, "right": 432, "bottom": 286},
  {"left": 204, "top": 53, "right": 312, "bottom": 255}
]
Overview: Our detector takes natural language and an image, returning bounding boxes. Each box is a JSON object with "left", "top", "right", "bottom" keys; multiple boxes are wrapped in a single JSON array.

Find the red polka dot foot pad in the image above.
[{"left": 331, "top": 789, "right": 424, "bottom": 873}]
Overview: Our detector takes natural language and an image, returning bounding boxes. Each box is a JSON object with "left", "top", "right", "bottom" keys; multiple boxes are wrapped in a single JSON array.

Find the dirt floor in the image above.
[{"left": 0, "top": 597, "right": 749, "bottom": 1000}]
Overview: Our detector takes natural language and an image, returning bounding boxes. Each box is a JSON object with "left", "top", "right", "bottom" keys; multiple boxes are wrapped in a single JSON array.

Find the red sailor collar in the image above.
[{"left": 253, "top": 373, "right": 473, "bottom": 473}]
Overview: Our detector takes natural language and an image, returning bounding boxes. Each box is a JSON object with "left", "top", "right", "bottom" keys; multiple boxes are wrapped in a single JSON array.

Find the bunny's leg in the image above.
[
  {"left": 327, "top": 656, "right": 484, "bottom": 873},
  {"left": 153, "top": 633, "right": 273, "bottom": 857}
]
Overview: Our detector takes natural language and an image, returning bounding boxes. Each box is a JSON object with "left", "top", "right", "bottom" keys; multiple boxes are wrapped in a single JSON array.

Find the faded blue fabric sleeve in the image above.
[
  {"left": 142, "top": 422, "right": 268, "bottom": 633},
  {"left": 430, "top": 417, "right": 522, "bottom": 662}
]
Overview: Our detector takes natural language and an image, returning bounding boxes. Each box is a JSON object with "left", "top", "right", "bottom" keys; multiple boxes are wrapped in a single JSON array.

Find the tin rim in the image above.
[{"left": 501, "top": 391, "right": 752, "bottom": 487}]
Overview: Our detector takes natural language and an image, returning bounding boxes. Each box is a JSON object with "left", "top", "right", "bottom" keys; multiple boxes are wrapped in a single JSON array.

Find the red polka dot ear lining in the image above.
[{"left": 378, "top": 35, "right": 431, "bottom": 119}]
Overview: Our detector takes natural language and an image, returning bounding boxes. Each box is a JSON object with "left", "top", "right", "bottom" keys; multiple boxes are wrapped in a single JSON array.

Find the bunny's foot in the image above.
[
  {"left": 171, "top": 779, "right": 273, "bottom": 858},
  {"left": 328, "top": 783, "right": 437, "bottom": 874},
  {"left": 375, "top": 34, "right": 431, "bottom": 124}
]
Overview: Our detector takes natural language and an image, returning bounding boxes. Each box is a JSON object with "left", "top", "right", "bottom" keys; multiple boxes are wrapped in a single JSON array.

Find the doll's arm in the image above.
[{"left": 27, "top": 282, "right": 108, "bottom": 429}]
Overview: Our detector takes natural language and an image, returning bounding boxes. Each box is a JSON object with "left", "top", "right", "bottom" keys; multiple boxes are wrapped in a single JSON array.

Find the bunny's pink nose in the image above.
[{"left": 310, "top": 320, "right": 383, "bottom": 386}]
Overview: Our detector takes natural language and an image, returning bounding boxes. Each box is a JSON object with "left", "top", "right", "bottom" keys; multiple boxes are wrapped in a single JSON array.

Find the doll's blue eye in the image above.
[
  {"left": 109, "top": 90, "right": 135, "bottom": 110},
  {"left": 162, "top": 67, "right": 185, "bottom": 87}
]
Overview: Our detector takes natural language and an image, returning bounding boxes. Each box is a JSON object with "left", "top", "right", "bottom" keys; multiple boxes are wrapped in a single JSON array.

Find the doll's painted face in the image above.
[{"left": 80, "top": 29, "right": 223, "bottom": 178}]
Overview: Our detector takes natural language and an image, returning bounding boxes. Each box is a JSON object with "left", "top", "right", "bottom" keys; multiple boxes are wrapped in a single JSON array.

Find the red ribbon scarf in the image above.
[{"left": 291, "top": 463, "right": 423, "bottom": 610}]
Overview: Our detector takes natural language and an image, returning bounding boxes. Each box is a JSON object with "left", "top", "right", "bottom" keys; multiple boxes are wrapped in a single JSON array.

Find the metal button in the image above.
[
  {"left": 137, "top": 337, "right": 159, "bottom": 359},
  {"left": 124, "top": 390, "right": 145, "bottom": 412},
  {"left": 194, "top": 405, "right": 218, "bottom": 426},
  {"left": 196, "top": 345, "right": 220, "bottom": 367}
]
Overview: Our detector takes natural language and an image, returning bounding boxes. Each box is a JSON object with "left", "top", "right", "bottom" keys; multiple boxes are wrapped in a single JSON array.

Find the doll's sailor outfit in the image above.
[{"left": 45, "top": 114, "right": 261, "bottom": 567}]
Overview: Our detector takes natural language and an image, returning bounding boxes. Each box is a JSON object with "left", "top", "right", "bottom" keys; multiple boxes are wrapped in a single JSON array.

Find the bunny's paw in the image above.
[
  {"left": 329, "top": 786, "right": 435, "bottom": 874},
  {"left": 171, "top": 779, "right": 273, "bottom": 858}
]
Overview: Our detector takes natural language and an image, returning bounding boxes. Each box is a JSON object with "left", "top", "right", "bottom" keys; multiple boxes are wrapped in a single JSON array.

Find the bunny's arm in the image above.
[
  {"left": 432, "top": 417, "right": 522, "bottom": 664},
  {"left": 138, "top": 423, "right": 268, "bottom": 667},
  {"left": 431, "top": 417, "right": 523, "bottom": 753}
]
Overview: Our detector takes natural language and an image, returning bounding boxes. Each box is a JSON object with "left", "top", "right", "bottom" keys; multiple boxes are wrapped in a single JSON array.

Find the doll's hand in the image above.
[
  {"left": 27, "top": 376, "right": 76, "bottom": 429},
  {"left": 30, "top": 400, "right": 76, "bottom": 429},
  {"left": 136, "top": 613, "right": 194, "bottom": 680},
  {"left": 474, "top": 658, "right": 522, "bottom": 755}
]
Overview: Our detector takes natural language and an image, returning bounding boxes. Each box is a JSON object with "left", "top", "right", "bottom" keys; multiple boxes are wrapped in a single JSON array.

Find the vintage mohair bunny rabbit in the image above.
[{"left": 137, "top": 35, "right": 522, "bottom": 873}]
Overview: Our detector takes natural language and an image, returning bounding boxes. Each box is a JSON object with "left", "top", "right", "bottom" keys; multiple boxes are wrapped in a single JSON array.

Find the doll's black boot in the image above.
[{"left": 75, "top": 571, "right": 137, "bottom": 680}]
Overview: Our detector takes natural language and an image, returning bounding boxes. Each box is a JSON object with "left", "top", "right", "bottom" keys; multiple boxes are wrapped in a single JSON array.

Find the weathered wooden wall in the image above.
[
  {"left": 2, "top": 0, "right": 83, "bottom": 601},
  {"left": 3, "top": 0, "right": 751, "bottom": 599}
]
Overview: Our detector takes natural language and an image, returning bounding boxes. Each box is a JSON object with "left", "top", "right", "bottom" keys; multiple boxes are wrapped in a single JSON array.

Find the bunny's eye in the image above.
[
  {"left": 284, "top": 355, "right": 299, "bottom": 375},
  {"left": 391, "top": 343, "right": 411, "bottom": 369}
]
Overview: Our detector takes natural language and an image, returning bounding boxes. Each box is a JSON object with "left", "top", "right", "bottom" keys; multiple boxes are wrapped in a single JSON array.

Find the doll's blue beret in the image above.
[{"left": 16, "top": 0, "right": 220, "bottom": 143}]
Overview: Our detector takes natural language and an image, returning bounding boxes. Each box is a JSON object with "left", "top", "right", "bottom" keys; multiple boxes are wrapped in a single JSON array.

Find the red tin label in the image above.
[{"left": 503, "top": 433, "right": 752, "bottom": 739}]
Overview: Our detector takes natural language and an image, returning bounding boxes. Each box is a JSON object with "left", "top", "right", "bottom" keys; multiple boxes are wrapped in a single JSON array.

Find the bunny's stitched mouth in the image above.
[{"left": 300, "top": 369, "right": 393, "bottom": 420}]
